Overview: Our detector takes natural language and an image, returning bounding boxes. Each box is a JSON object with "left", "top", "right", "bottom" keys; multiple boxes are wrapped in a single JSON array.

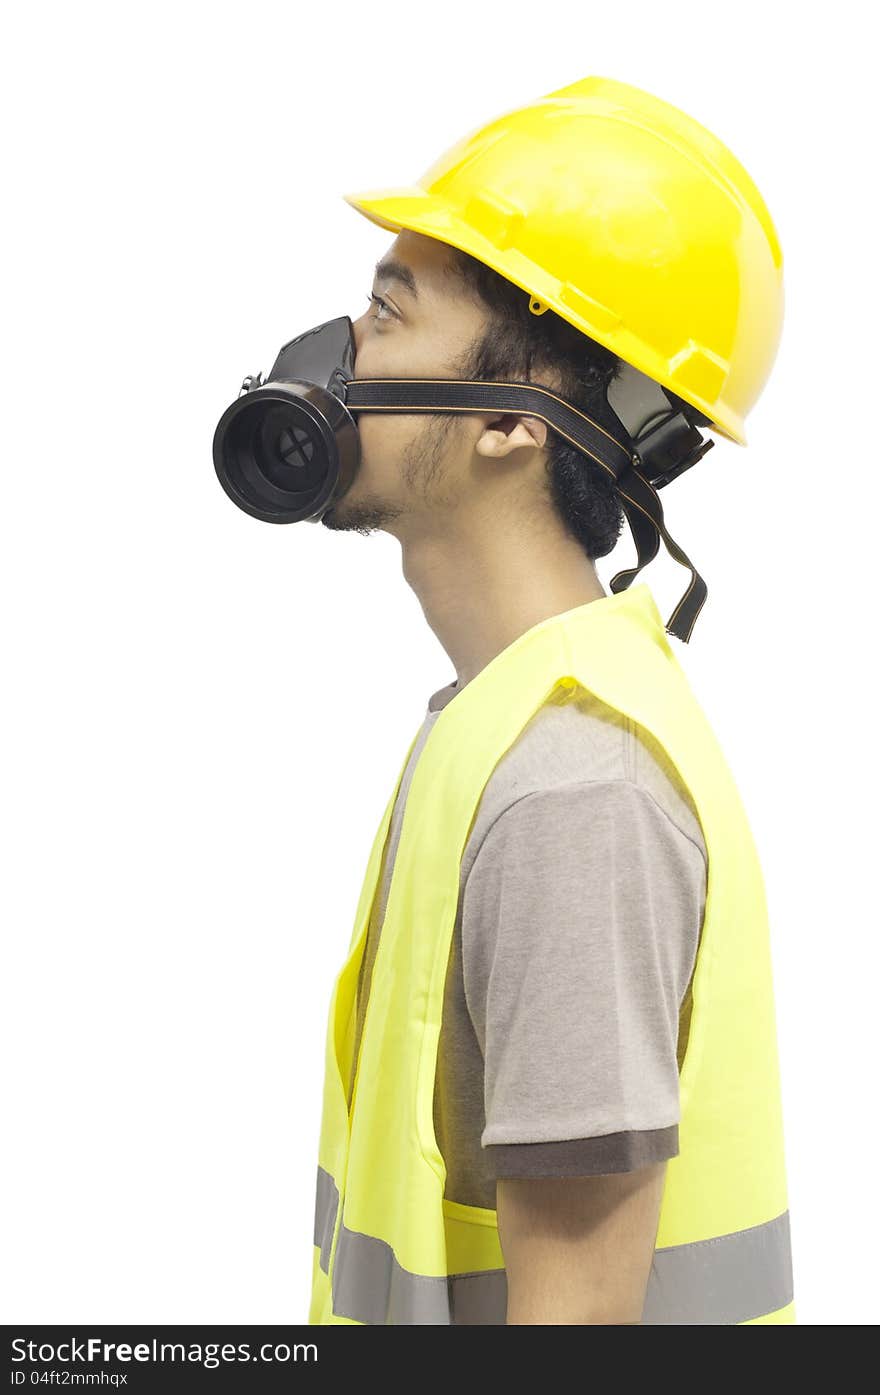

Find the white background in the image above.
[{"left": 3, "top": 0, "right": 877, "bottom": 1326}]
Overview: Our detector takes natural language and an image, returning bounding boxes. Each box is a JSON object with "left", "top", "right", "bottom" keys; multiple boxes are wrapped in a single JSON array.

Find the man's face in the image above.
[{"left": 320, "top": 229, "right": 517, "bottom": 539}]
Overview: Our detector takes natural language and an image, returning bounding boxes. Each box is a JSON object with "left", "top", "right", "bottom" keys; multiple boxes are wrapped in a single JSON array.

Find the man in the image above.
[
  {"left": 320, "top": 227, "right": 702, "bottom": 1323},
  {"left": 285, "top": 76, "right": 794, "bottom": 1325}
]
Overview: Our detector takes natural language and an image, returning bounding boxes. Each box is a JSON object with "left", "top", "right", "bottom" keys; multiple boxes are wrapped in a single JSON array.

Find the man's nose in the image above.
[{"left": 351, "top": 310, "right": 367, "bottom": 364}]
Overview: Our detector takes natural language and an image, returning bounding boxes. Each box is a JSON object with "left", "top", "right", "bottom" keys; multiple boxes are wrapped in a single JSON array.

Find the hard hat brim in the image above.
[{"left": 343, "top": 187, "right": 748, "bottom": 448}]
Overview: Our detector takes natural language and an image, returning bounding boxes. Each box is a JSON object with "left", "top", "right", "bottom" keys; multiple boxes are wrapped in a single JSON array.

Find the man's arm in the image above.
[
  {"left": 460, "top": 777, "right": 706, "bottom": 1325},
  {"left": 497, "top": 1162, "right": 667, "bottom": 1324}
]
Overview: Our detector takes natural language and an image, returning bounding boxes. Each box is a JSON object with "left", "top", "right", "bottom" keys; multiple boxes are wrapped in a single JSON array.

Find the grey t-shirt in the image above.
[{"left": 350, "top": 677, "right": 707, "bottom": 1211}]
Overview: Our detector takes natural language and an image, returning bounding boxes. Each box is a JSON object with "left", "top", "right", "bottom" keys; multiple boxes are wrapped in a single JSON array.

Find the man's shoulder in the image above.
[{"left": 460, "top": 683, "right": 706, "bottom": 880}]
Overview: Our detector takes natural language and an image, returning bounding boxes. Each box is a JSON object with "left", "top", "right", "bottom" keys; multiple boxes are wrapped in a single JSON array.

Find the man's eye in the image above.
[{"left": 366, "top": 291, "right": 395, "bottom": 322}]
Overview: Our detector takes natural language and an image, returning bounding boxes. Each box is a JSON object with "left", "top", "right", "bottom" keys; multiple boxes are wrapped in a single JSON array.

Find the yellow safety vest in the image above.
[{"left": 309, "top": 583, "right": 795, "bottom": 1324}]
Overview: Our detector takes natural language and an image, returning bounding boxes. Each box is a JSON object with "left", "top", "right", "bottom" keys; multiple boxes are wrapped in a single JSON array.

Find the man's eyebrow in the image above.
[{"left": 373, "top": 257, "right": 420, "bottom": 302}]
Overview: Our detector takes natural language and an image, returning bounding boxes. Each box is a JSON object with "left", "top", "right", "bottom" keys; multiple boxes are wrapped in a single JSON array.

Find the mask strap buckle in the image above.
[{"left": 239, "top": 372, "right": 264, "bottom": 398}]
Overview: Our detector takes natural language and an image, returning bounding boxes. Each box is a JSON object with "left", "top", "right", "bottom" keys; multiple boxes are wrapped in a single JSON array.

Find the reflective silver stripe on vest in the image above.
[
  {"left": 641, "top": 1208, "right": 793, "bottom": 1324},
  {"left": 313, "top": 1166, "right": 339, "bottom": 1275},
  {"left": 313, "top": 1166, "right": 793, "bottom": 1324}
]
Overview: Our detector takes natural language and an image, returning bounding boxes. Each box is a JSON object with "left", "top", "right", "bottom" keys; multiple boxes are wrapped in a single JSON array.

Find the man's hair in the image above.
[{"left": 444, "top": 246, "right": 627, "bottom": 560}]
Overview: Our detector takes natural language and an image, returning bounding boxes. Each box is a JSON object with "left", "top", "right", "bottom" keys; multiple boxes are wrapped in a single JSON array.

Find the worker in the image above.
[{"left": 213, "top": 74, "right": 795, "bottom": 1324}]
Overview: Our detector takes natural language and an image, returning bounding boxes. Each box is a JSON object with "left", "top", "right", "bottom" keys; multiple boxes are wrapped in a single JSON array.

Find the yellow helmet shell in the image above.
[{"left": 343, "top": 75, "right": 784, "bottom": 446}]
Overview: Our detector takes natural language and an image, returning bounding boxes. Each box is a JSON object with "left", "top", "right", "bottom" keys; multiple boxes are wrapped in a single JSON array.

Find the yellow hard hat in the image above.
[{"left": 343, "top": 74, "right": 784, "bottom": 448}]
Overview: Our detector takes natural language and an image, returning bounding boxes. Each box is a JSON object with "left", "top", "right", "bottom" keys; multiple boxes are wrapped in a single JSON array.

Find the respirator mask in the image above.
[{"left": 212, "top": 314, "right": 714, "bottom": 642}]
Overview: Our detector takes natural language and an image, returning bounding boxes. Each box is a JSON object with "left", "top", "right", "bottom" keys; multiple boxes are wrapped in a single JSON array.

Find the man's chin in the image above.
[{"left": 319, "top": 495, "right": 403, "bottom": 536}]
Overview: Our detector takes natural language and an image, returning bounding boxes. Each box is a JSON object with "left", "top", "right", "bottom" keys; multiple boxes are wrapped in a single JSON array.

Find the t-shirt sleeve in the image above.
[{"left": 460, "top": 778, "right": 706, "bottom": 1178}]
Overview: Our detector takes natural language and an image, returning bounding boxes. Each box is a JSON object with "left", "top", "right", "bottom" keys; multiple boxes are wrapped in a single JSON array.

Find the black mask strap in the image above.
[{"left": 345, "top": 377, "right": 707, "bottom": 642}]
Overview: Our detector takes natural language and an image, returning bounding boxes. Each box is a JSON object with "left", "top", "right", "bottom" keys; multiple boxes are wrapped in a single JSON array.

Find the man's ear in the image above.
[{"left": 474, "top": 414, "right": 549, "bottom": 457}]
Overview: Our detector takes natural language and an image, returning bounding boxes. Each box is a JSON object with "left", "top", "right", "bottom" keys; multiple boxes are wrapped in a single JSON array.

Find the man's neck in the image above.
[{"left": 399, "top": 524, "right": 607, "bottom": 691}]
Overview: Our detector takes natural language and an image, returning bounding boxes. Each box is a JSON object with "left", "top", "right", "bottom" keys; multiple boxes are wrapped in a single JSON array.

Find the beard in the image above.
[
  {"left": 319, "top": 416, "right": 457, "bottom": 535},
  {"left": 318, "top": 495, "right": 404, "bottom": 535}
]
